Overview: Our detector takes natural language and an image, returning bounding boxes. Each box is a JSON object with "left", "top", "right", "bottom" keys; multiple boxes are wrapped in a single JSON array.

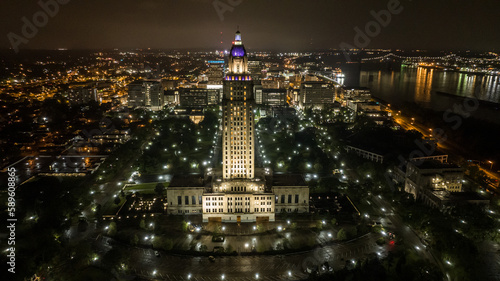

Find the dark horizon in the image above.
[
  {"left": 0, "top": 47, "right": 497, "bottom": 55},
  {"left": 1, "top": 0, "right": 500, "bottom": 52}
]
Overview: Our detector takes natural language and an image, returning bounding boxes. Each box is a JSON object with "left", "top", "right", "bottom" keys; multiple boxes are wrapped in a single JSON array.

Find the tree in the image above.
[
  {"left": 155, "top": 183, "right": 166, "bottom": 197},
  {"left": 337, "top": 228, "right": 347, "bottom": 241},
  {"left": 94, "top": 204, "right": 103, "bottom": 223},
  {"left": 107, "top": 222, "right": 117, "bottom": 236},
  {"left": 316, "top": 220, "right": 324, "bottom": 230},
  {"left": 102, "top": 248, "right": 127, "bottom": 271},
  {"left": 181, "top": 220, "right": 189, "bottom": 232},
  {"left": 318, "top": 177, "right": 341, "bottom": 193},
  {"left": 226, "top": 244, "right": 234, "bottom": 254},
  {"left": 152, "top": 237, "right": 173, "bottom": 251},
  {"left": 114, "top": 196, "right": 121, "bottom": 205},
  {"left": 131, "top": 234, "right": 139, "bottom": 245}
]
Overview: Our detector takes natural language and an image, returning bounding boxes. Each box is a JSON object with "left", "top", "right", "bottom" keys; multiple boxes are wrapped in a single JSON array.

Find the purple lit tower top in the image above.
[
  {"left": 227, "top": 30, "right": 249, "bottom": 74},
  {"left": 230, "top": 30, "right": 246, "bottom": 57},
  {"left": 231, "top": 45, "right": 246, "bottom": 57}
]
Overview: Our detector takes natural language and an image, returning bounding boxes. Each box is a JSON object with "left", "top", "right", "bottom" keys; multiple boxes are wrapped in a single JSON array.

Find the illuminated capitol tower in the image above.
[
  {"left": 222, "top": 30, "right": 254, "bottom": 179},
  {"left": 198, "top": 30, "right": 309, "bottom": 223},
  {"left": 202, "top": 31, "right": 274, "bottom": 223}
]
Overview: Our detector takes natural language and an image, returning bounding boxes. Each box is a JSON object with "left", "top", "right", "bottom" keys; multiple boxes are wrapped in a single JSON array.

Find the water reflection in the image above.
[
  {"left": 360, "top": 66, "right": 500, "bottom": 105},
  {"left": 414, "top": 67, "right": 433, "bottom": 103}
]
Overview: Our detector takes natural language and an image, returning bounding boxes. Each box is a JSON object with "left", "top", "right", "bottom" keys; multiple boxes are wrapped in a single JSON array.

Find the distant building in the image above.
[
  {"left": 172, "top": 108, "right": 205, "bottom": 124},
  {"left": 178, "top": 88, "right": 220, "bottom": 107},
  {"left": 67, "top": 84, "right": 102, "bottom": 105},
  {"left": 341, "top": 87, "right": 371, "bottom": 104},
  {"left": 411, "top": 155, "right": 448, "bottom": 163},
  {"left": 127, "top": 80, "right": 164, "bottom": 111},
  {"left": 271, "top": 106, "right": 297, "bottom": 119},
  {"left": 346, "top": 100, "right": 380, "bottom": 112},
  {"left": 299, "top": 81, "right": 336, "bottom": 108},
  {"left": 206, "top": 60, "right": 225, "bottom": 85},
  {"left": 346, "top": 100, "right": 390, "bottom": 125},
  {"left": 164, "top": 90, "right": 179, "bottom": 105},
  {"left": 91, "top": 129, "right": 131, "bottom": 146},
  {"left": 402, "top": 160, "right": 488, "bottom": 209},
  {"left": 248, "top": 60, "right": 263, "bottom": 80},
  {"left": 161, "top": 79, "right": 178, "bottom": 90},
  {"left": 261, "top": 79, "right": 280, "bottom": 89},
  {"left": 255, "top": 88, "right": 288, "bottom": 106},
  {"left": 346, "top": 145, "right": 384, "bottom": 163},
  {"left": 405, "top": 160, "right": 464, "bottom": 197},
  {"left": 179, "top": 88, "right": 207, "bottom": 107}
]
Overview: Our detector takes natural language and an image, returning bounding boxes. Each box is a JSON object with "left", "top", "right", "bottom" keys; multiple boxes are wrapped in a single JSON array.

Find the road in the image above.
[
  {"left": 96, "top": 232, "right": 386, "bottom": 281},
  {"left": 370, "top": 195, "right": 442, "bottom": 267}
]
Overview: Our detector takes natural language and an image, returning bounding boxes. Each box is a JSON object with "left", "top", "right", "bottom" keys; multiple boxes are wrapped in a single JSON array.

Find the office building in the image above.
[{"left": 127, "top": 80, "right": 164, "bottom": 111}]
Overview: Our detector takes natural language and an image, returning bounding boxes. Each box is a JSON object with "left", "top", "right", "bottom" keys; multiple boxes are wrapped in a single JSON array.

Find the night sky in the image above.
[{"left": 1, "top": 0, "right": 499, "bottom": 52}]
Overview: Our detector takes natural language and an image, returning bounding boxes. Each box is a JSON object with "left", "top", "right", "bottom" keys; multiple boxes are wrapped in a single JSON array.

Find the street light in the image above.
[{"left": 488, "top": 160, "right": 494, "bottom": 170}]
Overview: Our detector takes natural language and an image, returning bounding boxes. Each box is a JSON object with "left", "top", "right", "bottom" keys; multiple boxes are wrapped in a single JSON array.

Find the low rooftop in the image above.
[
  {"left": 413, "top": 160, "right": 461, "bottom": 170},
  {"left": 269, "top": 174, "right": 307, "bottom": 187},
  {"left": 169, "top": 175, "right": 208, "bottom": 188}
]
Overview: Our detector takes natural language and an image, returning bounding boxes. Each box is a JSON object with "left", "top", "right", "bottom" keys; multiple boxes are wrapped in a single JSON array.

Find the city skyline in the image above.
[
  {"left": 1, "top": 0, "right": 500, "bottom": 52},
  {"left": 2, "top": 3, "right": 500, "bottom": 281}
]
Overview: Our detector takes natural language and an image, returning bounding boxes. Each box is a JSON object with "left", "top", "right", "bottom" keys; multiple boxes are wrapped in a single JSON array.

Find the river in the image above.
[{"left": 339, "top": 63, "right": 500, "bottom": 124}]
